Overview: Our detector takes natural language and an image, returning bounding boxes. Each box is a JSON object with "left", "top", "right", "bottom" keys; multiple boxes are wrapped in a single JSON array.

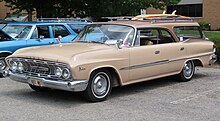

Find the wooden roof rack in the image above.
[{"left": 132, "top": 14, "right": 193, "bottom": 23}]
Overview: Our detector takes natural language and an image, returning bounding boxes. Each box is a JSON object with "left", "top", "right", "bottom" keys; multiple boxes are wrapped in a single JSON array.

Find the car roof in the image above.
[
  {"left": 93, "top": 20, "right": 200, "bottom": 29},
  {"left": 5, "top": 21, "right": 90, "bottom": 26}
]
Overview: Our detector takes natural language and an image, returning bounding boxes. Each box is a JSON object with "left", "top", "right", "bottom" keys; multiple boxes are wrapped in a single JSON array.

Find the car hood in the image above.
[
  {"left": 0, "top": 29, "right": 13, "bottom": 40},
  {"left": 12, "top": 42, "right": 114, "bottom": 63}
]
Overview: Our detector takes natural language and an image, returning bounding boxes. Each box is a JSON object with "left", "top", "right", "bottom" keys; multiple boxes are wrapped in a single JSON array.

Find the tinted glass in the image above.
[
  {"left": 173, "top": 26, "right": 202, "bottom": 40},
  {"left": 52, "top": 25, "right": 69, "bottom": 38},
  {"left": 77, "top": 24, "right": 135, "bottom": 46},
  {"left": 68, "top": 24, "right": 85, "bottom": 34},
  {"left": 37, "top": 26, "right": 50, "bottom": 38},
  {"left": 167, "top": 4, "right": 203, "bottom": 17},
  {"left": 2, "top": 25, "right": 32, "bottom": 39}
]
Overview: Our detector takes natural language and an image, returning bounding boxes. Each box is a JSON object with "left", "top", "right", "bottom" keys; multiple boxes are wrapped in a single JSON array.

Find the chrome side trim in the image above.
[
  {"left": 8, "top": 71, "right": 88, "bottom": 92},
  {"left": 169, "top": 52, "right": 213, "bottom": 62},
  {"left": 120, "top": 53, "right": 213, "bottom": 71},
  {"left": 120, "top": 59, "right": 169, "bottom": 70}
]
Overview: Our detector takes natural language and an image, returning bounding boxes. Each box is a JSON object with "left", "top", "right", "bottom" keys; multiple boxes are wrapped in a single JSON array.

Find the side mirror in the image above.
[
  {"left": 116, "top": 39, "right": 123, "bottom": 49},
  {"left": 205, "top": 37, "right": 209, "bottom": 40},
  {"left": 57, "top": 36, "right": 62, "bottom": 44},
  {"left": 179, "top": 36, "right": 184, "bottom": 42}
]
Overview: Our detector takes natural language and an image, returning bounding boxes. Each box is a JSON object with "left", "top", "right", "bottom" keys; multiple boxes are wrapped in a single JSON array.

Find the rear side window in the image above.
[
  {"left": 52, "top": 25, "right": 70, "bottom": 38},
  {"left": 36, "top": 25, "right": 50, "bottom": 38},
  {"left": 173, "top": 26, "right": 203, "bottom": 41},
  {"left": 135, "top": 28, "right": 175, "bottom": 46},
  {"left": 68, "top": 24, "right": 85, "bottom": 34}
]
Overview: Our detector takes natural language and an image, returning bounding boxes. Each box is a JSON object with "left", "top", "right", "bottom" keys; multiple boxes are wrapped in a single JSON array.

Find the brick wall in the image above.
[
  {"left": 146, "top": 0, "right": 220, "bottom": 30},
  {"left": 0, "top": 2, "right": 12, "bottom": 19}
]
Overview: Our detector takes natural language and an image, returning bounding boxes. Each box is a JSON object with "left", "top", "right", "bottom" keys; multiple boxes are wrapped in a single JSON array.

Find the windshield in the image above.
[
  {"left": 76, "top": 24, "right": 135, "bottom": 46},
  {"left": 2, "top": 24, "right": 32, "bottom": 39},
  {"left": 0, "top": 24, "right": 6, "bottom": 29}
]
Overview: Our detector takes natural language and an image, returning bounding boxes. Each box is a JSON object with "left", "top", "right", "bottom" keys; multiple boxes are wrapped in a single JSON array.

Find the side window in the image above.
[
  {"left": 36, "top": 26, "right": 50, "bottom": 38},
  {"left": 52, "top": 25, "right": 70, "bottom": 38},
  {"left": 135, "top": 29, "right": 159, "bottom": 46},
  {"left": 173, "top": 26, "right": 202, "bottom": 41},
  {"left": 31, "top": 28, "right": 38, "bottom": 39},
  {"left": 68, "top": 24, "right": 85, "bottom": 34},
  {"left": 134, "top": 28, "right": 175, "bottom": 46},
  {"left": 158, "top": 29, "right": 175, "bottom": 44}
]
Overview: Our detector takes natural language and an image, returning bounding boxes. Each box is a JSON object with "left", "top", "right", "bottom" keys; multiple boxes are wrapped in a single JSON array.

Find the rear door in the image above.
[
  {"left": 51, "top": 25, "right": 77, "bottom": 43},
  {"left": 128, "top": 28, "right": 185, "bottom": 82}
]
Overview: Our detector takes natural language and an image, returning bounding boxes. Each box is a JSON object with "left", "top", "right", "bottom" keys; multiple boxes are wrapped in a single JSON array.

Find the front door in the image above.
[{"left": 27, "top": 25, "right": 55, "bottom": 47}]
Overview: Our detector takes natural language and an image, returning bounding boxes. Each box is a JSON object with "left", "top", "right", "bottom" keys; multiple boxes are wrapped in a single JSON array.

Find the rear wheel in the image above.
[
  {"left": 177, "top": 60, "right": 195, "bottom": 82},
  {"left": 83, "top": 69, "right": 112, "bottom": 102},
  {"left": 29, "top": 84, "right": 50, "bottom": 92}
]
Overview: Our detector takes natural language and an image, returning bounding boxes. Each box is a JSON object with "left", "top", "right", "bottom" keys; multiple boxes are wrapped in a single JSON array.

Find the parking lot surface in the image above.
[{"left": 0, "top": 67, "right": 220, "bottom": 121}]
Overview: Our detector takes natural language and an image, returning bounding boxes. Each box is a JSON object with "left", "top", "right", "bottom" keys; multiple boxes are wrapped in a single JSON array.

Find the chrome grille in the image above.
[{"left": 8, "top": 58, "right": 69, "bottom": 80}]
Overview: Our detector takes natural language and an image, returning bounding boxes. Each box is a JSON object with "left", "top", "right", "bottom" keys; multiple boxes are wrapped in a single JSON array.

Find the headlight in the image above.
[
  {"left": 17, "top": 62, "right": 24, "bottom": 72},
  {"left": 0, "top": 59, "right": 6, "bottom": 70},
  {"left": 55, "top": 67, "right": 62, "bottom": 77},
  {"left": 62, "top": 68, "right": 70, "bottom": 79},
  {"left": 11, "top": 61, "right": 18, "bottom": 72}
]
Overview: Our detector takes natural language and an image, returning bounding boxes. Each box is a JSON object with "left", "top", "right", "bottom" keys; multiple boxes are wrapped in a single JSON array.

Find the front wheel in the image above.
[
  {"left": 177, "top": 60, "right": 195, "bottom": 82},
  {"left": 83, "top": 70, "right": 112, "bottom": 102}
]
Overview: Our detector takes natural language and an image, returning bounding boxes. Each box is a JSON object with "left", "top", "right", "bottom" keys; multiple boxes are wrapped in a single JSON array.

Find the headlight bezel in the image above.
[
  {"left": 54, "top": 67, "right": 63, "bottom": 78},
  {"left": 11, "top": 61, "right": 18, "bottom": 72},
  {"left": 62, "top": 68, "right": 71, "bottom": 79},
  {"left": 0, "top": 59, "right": 6, "bottom": 70},
  {"left": 17, "top": 62, "right": 24, "bottom": 72}
]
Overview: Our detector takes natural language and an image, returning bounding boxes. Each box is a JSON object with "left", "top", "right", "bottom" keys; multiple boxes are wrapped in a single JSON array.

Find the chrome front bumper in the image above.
[
  {"left": 6, "top": 71, "right": 88, "bottom": 92},
  {"left": 210, "top": 54, "right": 218, "bottom": 64}
]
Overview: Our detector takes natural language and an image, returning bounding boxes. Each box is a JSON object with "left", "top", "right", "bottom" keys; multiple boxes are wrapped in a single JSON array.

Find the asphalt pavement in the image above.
[{"left": 0, "top": 67, "right": 220, "bottom": 121}]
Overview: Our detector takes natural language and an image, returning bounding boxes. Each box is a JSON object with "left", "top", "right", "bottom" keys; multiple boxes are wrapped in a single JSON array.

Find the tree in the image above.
[{"left": 0, "top": 0, "right": 181, "bottom": 20}]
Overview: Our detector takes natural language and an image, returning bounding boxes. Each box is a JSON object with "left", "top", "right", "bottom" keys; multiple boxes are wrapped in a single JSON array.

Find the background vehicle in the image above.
[{"left": 0, "top": 21, "right": 89, "bottom": 76}]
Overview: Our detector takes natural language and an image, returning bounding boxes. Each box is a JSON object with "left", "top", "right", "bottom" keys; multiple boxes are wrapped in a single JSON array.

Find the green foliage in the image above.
[
  {"left": 217, "top": 24, "right": 220, "bottom": 31},
  {"left": 204, "top": 31, "right": 220, "bottom": 60},
  {"left": 199, "top": 22, "right": 210, "bottom": 27},
  {"left": 0, "top": 0, "right": 181, "bottom": 19},
  {"left": 199, "top": 22, "right": 211, "bottom": 30}
]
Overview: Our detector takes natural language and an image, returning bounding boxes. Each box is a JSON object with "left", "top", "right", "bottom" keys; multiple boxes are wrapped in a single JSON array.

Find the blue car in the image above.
[{"left": 0, "top": 21, "right": 88, "bottom": 75}]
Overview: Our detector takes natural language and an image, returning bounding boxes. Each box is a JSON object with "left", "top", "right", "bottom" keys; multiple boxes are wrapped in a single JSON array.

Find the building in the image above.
[
  {"left": 146, "top": 0, "right": 220, "bottom": 30},
  {"left": 0, "top": 2, "right": 11, "bottom": 19},
  {"left": 0, "top": 1, "right": 36, "bottom": 21}
]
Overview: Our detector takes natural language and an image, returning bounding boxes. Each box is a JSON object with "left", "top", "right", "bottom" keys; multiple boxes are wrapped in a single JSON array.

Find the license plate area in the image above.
[{"left": 29, "top": 77, "right": 43, "bottom": 87}]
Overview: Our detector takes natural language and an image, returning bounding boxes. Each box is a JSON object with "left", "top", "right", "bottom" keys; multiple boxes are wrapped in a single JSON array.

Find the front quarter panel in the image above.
[{"left": 69, "top": 47, "right": 130, "bottom": 84}]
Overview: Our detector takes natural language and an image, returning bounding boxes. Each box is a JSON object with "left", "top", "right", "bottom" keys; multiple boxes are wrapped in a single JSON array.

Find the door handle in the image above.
[
  {"left": 155, "top": 50, "right": 160, "bottom": 54},
  {"left": 180, "top": 47, "right": 185, "bottom": 51},
  {"left": 49, "top": 42, "right": 54, "bottom": 44}
]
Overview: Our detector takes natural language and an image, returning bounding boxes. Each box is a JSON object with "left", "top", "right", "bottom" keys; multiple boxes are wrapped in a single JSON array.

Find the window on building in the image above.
[{"left": 167, "top": 4, "right": 203, "bottom": 17}]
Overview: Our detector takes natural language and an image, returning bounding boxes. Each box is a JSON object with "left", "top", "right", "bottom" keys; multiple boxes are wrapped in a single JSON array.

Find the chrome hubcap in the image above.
[
  {"left": 183, "top": 61, "right": 193, "bottom": 78},
  {"left": 92, "top": 72, "right": 110, "bottom": 98}
]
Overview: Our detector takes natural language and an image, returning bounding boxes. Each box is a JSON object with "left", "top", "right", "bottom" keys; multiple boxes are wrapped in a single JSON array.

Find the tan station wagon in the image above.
[{"left": 3, "top": 14, "right": 217, "bottom": 102}]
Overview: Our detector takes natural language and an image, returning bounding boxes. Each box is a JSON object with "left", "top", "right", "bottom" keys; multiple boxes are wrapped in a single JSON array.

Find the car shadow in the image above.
[{"left": 2, "top": 73, "right": 207, "bottom": 107}]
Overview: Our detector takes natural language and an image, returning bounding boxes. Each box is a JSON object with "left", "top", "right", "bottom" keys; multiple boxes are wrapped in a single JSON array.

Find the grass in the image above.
[{"left": 203, "top": 31, "right": 220, "bottom": 61}]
